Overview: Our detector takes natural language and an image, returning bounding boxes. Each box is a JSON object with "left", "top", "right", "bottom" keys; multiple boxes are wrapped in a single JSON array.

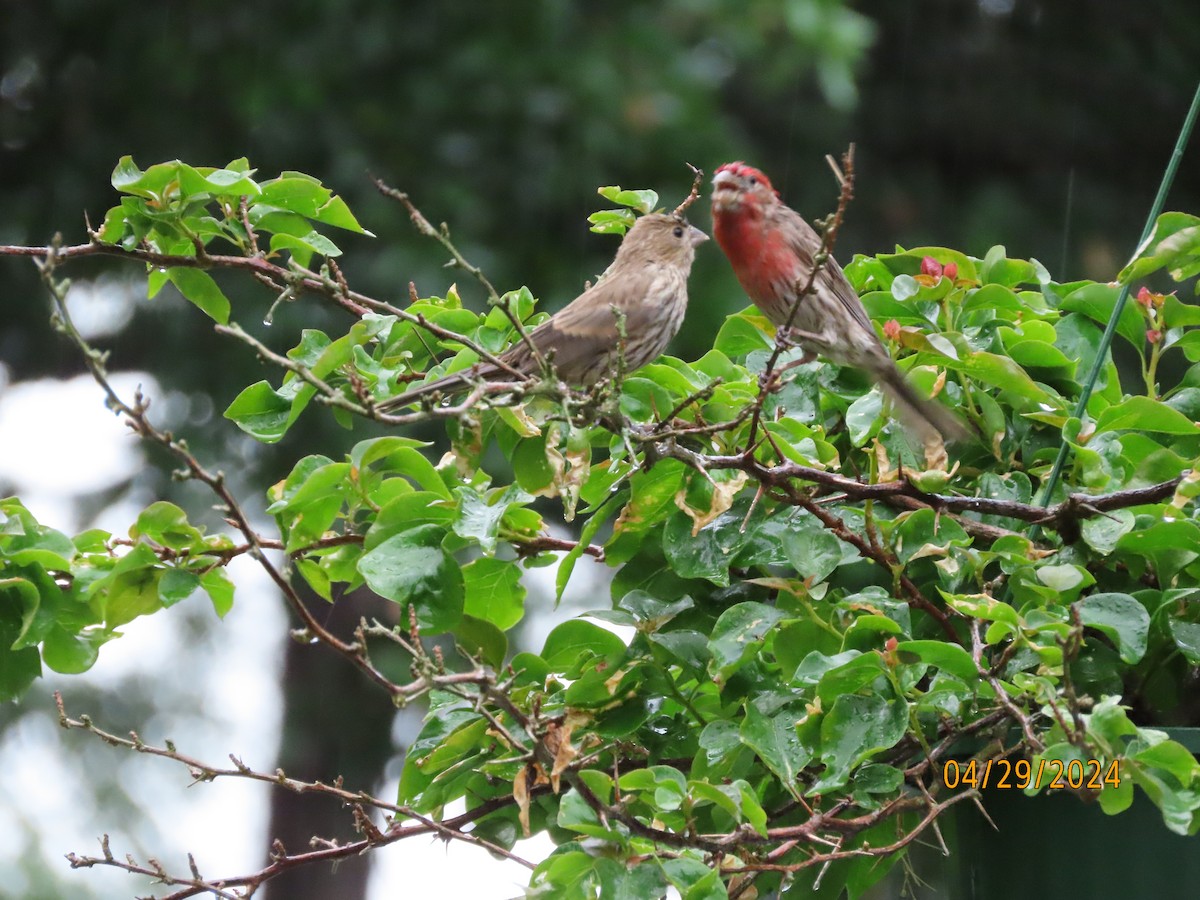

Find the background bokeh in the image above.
[{"left": 2, "top": 1, "right": 1199, "bottom": 897}]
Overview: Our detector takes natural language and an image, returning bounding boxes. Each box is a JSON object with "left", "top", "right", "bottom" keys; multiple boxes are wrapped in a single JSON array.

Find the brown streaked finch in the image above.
[
  {"left": 711, "top": 161, "right": 967, "bottom": 442},
  {"left": 379, "top": 213, "right": 708, "bottom": 410}
]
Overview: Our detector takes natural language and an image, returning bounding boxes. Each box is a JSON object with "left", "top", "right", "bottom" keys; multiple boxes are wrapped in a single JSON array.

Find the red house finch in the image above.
[
  {"left": 380, "top": 213, "right": 708, "bottom": 409},
  {"left": 711, "top": 161, "right": 966, "bottom": 442}
]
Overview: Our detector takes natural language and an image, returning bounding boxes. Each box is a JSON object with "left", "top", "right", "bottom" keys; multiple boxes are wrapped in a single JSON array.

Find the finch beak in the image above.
[
  {"left": 711, "top": 169, "right": 740, "bottom": 210},
  {"left": 688, "top": 225, "right": 709, "bottom": 247}
]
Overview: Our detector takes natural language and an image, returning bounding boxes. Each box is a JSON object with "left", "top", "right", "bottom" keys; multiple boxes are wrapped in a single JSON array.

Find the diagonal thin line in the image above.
[{"left": 1036, "top": 81, "right": 1200, "bottom": 511}]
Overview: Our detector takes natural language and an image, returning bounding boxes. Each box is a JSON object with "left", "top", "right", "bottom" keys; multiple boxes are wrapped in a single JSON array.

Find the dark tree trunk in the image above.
[{"left": 262, "top": 590, "right": 399, "bottom": 900}]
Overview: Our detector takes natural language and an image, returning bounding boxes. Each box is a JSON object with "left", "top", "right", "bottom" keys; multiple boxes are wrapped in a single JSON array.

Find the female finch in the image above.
[
  {"left": 711, "top": 161, "right": 966, "bottom": 442},
  {"left": 380, "top": 213, "right": 708, "bottom": 409}
]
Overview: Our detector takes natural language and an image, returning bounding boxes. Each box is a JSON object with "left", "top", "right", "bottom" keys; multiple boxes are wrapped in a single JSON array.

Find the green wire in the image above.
[{"left": 1036, "top": 82, "right": 1200, "bottom": 511}]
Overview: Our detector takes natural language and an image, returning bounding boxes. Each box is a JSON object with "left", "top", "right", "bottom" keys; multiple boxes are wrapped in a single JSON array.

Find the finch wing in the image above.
[
  {"left": 502, "top": 273, "right": 630, "bottom": 379},
  {"left": 782, "top": 207, "right": 877, "bottom": 336}
]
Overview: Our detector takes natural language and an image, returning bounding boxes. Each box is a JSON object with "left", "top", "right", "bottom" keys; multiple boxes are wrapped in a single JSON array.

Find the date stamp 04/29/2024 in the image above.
[{"left": 940, "top": 757, "right": 1123, "bottom": 791}]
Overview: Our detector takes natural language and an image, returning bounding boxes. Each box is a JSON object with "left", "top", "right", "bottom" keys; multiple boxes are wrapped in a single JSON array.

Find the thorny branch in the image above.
[{"left": 56, "top": 651, "right": 1001, "bottom": 900}]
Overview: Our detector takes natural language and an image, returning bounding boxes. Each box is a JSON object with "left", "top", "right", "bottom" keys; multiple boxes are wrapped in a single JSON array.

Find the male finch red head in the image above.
[
  {"left": 710, "top": 161, "right": 966, "bottom": 442},
  {"left": 380, "top": 213, "right": 708, "bottom": 409}
]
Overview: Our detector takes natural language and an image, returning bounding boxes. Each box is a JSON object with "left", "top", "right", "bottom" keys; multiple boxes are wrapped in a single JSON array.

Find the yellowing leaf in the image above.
[{"left": 673, "top": 472, "right": 748, "bottom": 536}]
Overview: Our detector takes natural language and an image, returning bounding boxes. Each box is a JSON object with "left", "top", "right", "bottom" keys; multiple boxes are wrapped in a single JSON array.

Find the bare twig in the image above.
[
  {"left": 370, "top": 175, "right": 547, "bottom": 372},
  {"left": 671, "top": 163, "right": 704, "bottom": 218}
]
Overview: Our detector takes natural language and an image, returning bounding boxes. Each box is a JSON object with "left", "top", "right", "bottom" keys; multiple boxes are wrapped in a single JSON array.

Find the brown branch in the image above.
[
  {"left": 116, "top": 529, "right": 605, "bottom": 571},
  {"left": 796, "top": 491, "right": 959, "bottom": 642},
  {"left": 512, "top": 535, "right": 606, "bottom": 562},
  {"left": 725, "top": 789, "right": 979, "bottom": 875},
  {"left": 2, "top": 236, "right": 527, "bottom": 386},
  {"left": 370, "top": 175, "right": 549, "bottom": 374},
  {"left": 36, "top": 250, "right": 406, "bottom": 697},
  {"left": 368, "top": 176, "right": 500, "bottom": 302},
  {"left": 670, "top": 163, "right": 704, "bottom": 218},
  {"left": 57, "top": 690, "right": 539, "bottom": 898},
  {"left": 970, "top": 619, "right": 1043, "bottom": 752},
  {"left": 650, "top": 441, "right": 1181, "bottom": 532}
]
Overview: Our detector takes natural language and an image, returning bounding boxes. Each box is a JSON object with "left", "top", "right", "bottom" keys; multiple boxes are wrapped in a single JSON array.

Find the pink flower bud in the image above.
[
  {"left": 943, "top": 262, "right": 958, "bottom": 281},
  {"left": 920, "top": 256, "right": 943, "bottom": 278},
  {"left": 1137, "top": 286, "right": 1153, "bottom": 307},
  {"left": 1147, "top": 329, "right": 1162, "bottom": 344},
  {"left": 883, "top": 319, "right": 901, "bottom": 341}
]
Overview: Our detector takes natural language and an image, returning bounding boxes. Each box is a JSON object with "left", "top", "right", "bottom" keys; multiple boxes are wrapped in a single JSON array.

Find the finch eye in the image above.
[
  {"left": 748, "top": 175, "right": 758, "bottom": 185},
  {"left": 672, "top": 225, "right": 684, "bottom": 238}
]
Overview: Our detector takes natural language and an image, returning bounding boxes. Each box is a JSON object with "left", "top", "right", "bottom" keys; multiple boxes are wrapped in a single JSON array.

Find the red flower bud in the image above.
[
  {"left": 943, "top": 262, "right": 958, "bottom": 281},
  {"left": 1147, "top": 329, "right": 1162, "bottom": 344},
  {"left": 920, "top": 256, "right": 943, "bottom": 278},
  {"left": 1137, "top": 286, "right": 1153, "bottom": 307},
  {"left": 883, "top": 319, "right": 901, "bottom": 341}
]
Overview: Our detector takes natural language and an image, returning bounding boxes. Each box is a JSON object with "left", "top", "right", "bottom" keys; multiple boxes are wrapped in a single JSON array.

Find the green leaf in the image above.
[
  {"left": 366, "top": 493, "right": 455, "bottom": 547},
  {"left": 1081, "top": 509, "right": 1135, "bottom": 554},
  {"left": 1095, "top": 396, "right": 1200, "bottom": 435},
  {"left": 101, "top": 555, "right": 164, "bottom": 628},
  {"left": 588, "top": 208, "right": 636, "bottom": 234},
  {"left": 159, "top": 568, "right": 200, "bottom": 607},
  {"left": 557, "top": 492, "right": 621, "bottom": 600},
  {"left": 606, "top": 460, "right": 685, "bottom": 565},
  {"left": 356, "top": 525, "right": 463, "bottom": 633},
  {"left": 815, "top": 652, "right": 884, "bottom": 703},
  {"left": 818, "top": 693, "right": 908, "bottom": 789},
  {"left": 739, "top": 705, "right": 811, "bottom": 799},
  {"left": 596, "top": 185, "right": 658, "bottom": 214},
  {"left": 1120, "top": 212, "right": 1200, "bottom": 283},
  {"left": 1037, "top": 564, "right": 1091, "bottom": 594},
  {"left": 1075, "top": 593, "right": 1149, "bottom": 663},
  {"left": 1059, "top": 282, "right": 1146, "bottom": 350},
  {"left": 132, "top": 501, "right": 203, "bottom": 550},
  {"left": 1116, "top": 520, "right": 1200, "bottom": 585},
  {"left": 166, "top": 268, "right": 230, "bottom": 323},
  {"left": 0, "top": 602, "right": 42, "bottom": 701},
  {"left": 895, "top": 640, "right": 978, "bottom": 680},
  {"left": 258, "top": 176, "right": 372, "bottom": 234},
  {"left": 2, "top": 519, "right": 76, "bottom": 570},
  {"left": 453, "top": 485, "right": 518, "bottom": 553},
  {"left": 542, "top": 620, "right": 625, "bottom": 672},
  {"left": 708, "top": 602, "right": 785, "bottom": 682},
  {"left": 1132, "top": 738, "right": 1199, "bottom": 785},
  {"left": 845, "top": 389, "right": 883, "bottom": 446},
  {"left": 42, "top": 626, "right": 107, "bottom": 674},
  {"left": 1169, "top": 619, "right": 1200, "bottom": 664},
  {"left": 979, "top": 245, "right": 1047, "bottom": 287},
  {"left": 224, "top": 381, "right": 292, "bottom": 442},
  {"left": 2, "top": 576, "right": 43, "bottom": 649},
  {"left": 782, "top": 520, "right": 850, "bottom": 583},
  {"left": 935, "top": 350, "right": 1056, "bottom": 409},
  {"left": 200, "top": 569, "right": 235, "bottom": 618},
  {"left": 1163, "top": 293, "right": 1200, "bottom": 328},
  {"left": 462, "top": 557, "right": 525, "bottom": 630},
  {"left": 269, "top": 230, "right": 342, "bottom": 264},
  {"left": 713, "top": 308, "right": 774, "bottom": 357}
]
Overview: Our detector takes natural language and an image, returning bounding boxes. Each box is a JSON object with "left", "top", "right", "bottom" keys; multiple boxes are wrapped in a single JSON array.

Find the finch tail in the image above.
[{"left": 877, "top": 366, "right": 971, "bottom": 444}]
